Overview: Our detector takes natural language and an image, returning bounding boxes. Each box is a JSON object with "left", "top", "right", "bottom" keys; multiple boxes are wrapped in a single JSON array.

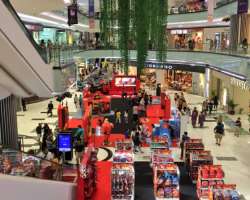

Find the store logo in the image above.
[
  {"left": 145, "top": 62, "right": 173, "bottom": 70},
  {"left": 230, "top": 78, "right": 250, "bottom": 91}
]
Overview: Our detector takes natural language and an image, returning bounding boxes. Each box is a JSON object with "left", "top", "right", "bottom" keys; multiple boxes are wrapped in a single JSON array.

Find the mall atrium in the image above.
[{"left": 0, "top": 0, "right": 250, "bottom": 200}]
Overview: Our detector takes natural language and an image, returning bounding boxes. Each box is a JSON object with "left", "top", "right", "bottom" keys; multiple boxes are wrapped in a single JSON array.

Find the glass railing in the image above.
[
  {"left": 0, "top": 149, "right": 63, "bottom": 181},
  {"left": 169, "top": 0, "right": 236, "bottom": 15}
]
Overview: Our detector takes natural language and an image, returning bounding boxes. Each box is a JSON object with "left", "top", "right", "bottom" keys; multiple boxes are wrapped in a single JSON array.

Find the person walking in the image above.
[
  {"left": 74, "top": 94, "right": 79, "bottom": 108},
  {"left": 234, "top": 117, "right": 242, "bottom": 137},
  {"left": 36, "top": 123, "right": 42, "bottom": 142},
  {"left": 144, "top": 93, "right": 149, "bottom": 108},
  {"left": 47, "top": 101, "right": 54, "bottom": 117},
  {"left": 149, "top": 95, "right": 153, "bottom": 104},
  {"left": 213, "top": 95, "right": 219, "bottom": 111},
  {"left": 115, "top": 110, "right": 121, "bottom": 124},
  {"left": 214, "top": 118, "right": 225, "bottom": 146},
  {"left": 21, "top": 98, "right": 27, "bottom": 111},
  {"left": 191, "top": 107, "right": 199, "bottom": 128},
  {"left": 198, "top": 111, "right": 206, "bottom": 128},
  {"left": 102, "top": 118, "right": 114, "bottom": 145},
  {"left": 132, "top": 128, "right": 143, "bottom": 153},
  {"left": 75, "top": 138, "right": 84, "bottom": 165},
  {"left": 132, "top": 105, "right": 139, "bottom": 122},
  {"left": 208, "top": 99, "right": 213, "bottom": 115},
  {"left": 124, "top": 110, "right": 129, "bottom": 124},
  {"left": 79, "top": 94, "right": 83, "bottom": 109},
  {"left": 180, "top": 132, "right": 190, "bottom": 160}
]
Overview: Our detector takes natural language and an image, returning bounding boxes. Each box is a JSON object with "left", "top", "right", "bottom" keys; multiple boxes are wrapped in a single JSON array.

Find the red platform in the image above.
[
  {"left": 89, "top": 134, "right": 125, "bottom": 148},
  {"left": 146, "top": 104, "right": 165, "bottom": 118}
]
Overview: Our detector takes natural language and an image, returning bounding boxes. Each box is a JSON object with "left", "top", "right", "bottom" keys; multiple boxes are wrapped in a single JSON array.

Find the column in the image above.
[{"left": 0, "top": 87, "right": 18, "bottom": 149}]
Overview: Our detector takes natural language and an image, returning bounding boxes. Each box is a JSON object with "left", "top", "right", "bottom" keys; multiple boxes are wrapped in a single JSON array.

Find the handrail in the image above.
[{"left": 2, "top": 0, "right": 48, "bottom": 63}]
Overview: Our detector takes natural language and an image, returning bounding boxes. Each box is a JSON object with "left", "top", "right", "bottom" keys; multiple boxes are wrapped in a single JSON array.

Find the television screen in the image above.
[
  {"left": 115, "top": 77, "right": 136, "bottom": 87},
  {"left": 57, "top": 133, "right": 72, "bottom": 152}
]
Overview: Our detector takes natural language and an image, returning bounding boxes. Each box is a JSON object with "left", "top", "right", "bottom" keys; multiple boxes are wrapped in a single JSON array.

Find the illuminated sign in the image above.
[{"left": 230, "top": 78, "right": 250, "bottom": 91}]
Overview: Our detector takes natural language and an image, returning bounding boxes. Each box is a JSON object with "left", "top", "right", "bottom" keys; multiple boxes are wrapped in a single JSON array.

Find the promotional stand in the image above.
[
  {"left": 208, "top": 184, "right": 240, "bottom": 200},
  {"left": 58, "top": 104, "right": 69, "bottom": 130},
  {"left": 112, "top": 140, "right": 134, "bottom": 200},
  {"left": 76, "top": 144, "right": 97, "bottom": 200},
  {"left": 197, "top": 165, "right": 224, "bottom": 200}
]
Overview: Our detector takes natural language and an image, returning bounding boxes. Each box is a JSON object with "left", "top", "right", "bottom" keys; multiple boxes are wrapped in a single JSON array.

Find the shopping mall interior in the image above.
[{"left": 0, "top": 0, "right": 250, "bottom": 200}]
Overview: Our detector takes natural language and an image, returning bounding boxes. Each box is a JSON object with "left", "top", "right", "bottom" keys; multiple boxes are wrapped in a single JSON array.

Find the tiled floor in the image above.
[{"left": 17, "top": 91, "right": 250, "bottom": 199}]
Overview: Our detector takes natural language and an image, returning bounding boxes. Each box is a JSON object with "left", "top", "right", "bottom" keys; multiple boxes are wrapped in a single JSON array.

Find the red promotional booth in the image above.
[
  {"left": 103, "top": 75, "right": 140, "bottom": 96},
  {"left": 161, "top": 92, "right": 171, "bottom": 119}
]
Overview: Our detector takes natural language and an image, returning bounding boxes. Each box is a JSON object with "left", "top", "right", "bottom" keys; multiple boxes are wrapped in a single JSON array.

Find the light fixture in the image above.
[{"left": 64, "top": 0, "right": 71, "bottom": 4}]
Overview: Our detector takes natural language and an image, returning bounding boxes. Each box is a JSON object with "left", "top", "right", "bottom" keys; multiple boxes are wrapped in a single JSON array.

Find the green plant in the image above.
[
  {"left": 227, "top": 99, "right": 238, "bottom": 114},
  {"left": 239, "top": 108, "right": 244, "bottom": 114},
  {"left": 118, "top": 0, "right": 130, "bottom": 74}
]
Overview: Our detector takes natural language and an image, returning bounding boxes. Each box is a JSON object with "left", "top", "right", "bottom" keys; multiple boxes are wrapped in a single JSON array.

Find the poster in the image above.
[{"left": 238, "top": 0, "right": 248, "bottom": 14}]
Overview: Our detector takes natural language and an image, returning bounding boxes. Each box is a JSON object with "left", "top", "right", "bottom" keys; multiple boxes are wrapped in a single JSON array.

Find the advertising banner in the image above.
[
  {"left": 238, "top": 0, "right": 248, "bottom": 14},
  {"left": 88, "top": 0, "right": 95, "bottom": 28}
]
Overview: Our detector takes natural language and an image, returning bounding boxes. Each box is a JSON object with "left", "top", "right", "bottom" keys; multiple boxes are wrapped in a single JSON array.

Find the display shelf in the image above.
[
  {"left": 208, "top": 184, "right": 240, "bottom": 200},
  {"left": 113, "top": 150, "right": 134, "bottom": 164},
  {"left": 197, "top": 165, "right": 225, "bottom": 200},
  {"left": 153, "top": 164, "right": 180, "bottom": 199},
  {"left": 111, "top": 163, "right": 135, "bottom": 200},
  {"left": 115, "top": 140, "right": 133, "bottom": 151}
]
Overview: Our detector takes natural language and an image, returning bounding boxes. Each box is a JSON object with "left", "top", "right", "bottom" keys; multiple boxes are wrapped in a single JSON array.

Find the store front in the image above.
[
  {"left": 167, "top": 28, "right": 203, "bottom": 49},
  {"left": 210, "top": 70, "right": 250, "bottom": 114},
  {"left": 129, "top": 60, "right": 208, "bottom": 97}
]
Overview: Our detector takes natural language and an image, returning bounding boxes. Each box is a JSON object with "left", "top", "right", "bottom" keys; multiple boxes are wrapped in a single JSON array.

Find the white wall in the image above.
[{"left": 0, "top": 174, "right": 76, "bottom": 200}]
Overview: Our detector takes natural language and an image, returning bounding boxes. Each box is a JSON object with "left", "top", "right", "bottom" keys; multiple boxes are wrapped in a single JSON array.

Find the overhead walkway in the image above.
[
  {"left": 75, "top": 49, "right": 250, "bottom": 81},
  {"left": 0, "top": 0, "right": 54, "bottom": 98},
  {"left": 168, "top": 0, "right": 237, "bottom": 24}
]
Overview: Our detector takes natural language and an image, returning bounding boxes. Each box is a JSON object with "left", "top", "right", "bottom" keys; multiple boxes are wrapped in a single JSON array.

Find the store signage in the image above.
[
  {"left": 230, "top": 78, "right": 250, "bottom": 90},
  {"left": 145, "top": 62, "right": 173, "bottom": 70},
  {"left": 68, "top": 3, "right": 78, "bottom": 26},
  {"left": 88, "top": 0, "right": 95, "bottom": 17},
  {"left": 25, "top": 24, "right": 43, "bottom": 32},
  {"left": 238, "top": 0, "right": 248, "bottom": 14}
]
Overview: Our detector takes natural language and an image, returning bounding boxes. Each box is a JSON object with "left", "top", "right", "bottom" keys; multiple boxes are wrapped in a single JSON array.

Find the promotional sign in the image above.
[
  {"left": 88, "top": 0, "right": 95, "bottom": 29},
  {"left": 57, "top": 133, "right": 72, "bottom": 152},
  {"left": 68, "top": 4, "right": 78, "bottom": 26},
  {"left": 238, "top": 0, "right": 248, "bottom": 14},
  {"left": 88, "top": 0, "right": 95, "bottom": 17}
]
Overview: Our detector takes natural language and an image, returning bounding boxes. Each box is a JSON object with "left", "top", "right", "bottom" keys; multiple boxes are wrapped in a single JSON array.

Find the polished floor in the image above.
[{"left": 17, "top": 91, "right": 250, "bottom": 199}]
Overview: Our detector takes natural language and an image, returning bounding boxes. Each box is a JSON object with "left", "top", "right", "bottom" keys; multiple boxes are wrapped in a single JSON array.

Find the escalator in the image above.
[{"left": 0, "top": 0, "right": 54, "bottom": 98}]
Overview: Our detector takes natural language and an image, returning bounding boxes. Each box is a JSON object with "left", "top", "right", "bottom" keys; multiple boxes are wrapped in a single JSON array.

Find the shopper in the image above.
[
  {"left": 74, "top": 94, "right": 79, "bottom": 108},
  {"left": 242, "top": 38, "right": 248, "bottom": 53},
  {"left": 208, "top": 99, "right": 213, "bottom": 115},
  {"left": 115, "top": 110, "right": 122, "bottom": 124},
  {"left": 213, "top": 95, "right": 219, "bottom": 111},
  {"left": 198, "top": 111, "right": 206, "bottom": 128},
  {"left": 102, "top": 118, "right": 114, "bottom": 145},
  {"left": 42, "top": 123, "right": 50, "bottom": 152},
  {"left": 214, "top": 118, "right": 225, "bottom": 146},
  {"left": 202, "top": 100, "right": 208, "bottom": 115},
  {"left": 132, "top": 105, "right": 139, "bottom": 122},
  {"left": 156, "top": 84, "right": 161, "bottom": 96},
  {"left": 124, "top": 110, "right": 129, "bottom": 124},
  {"left": 36, "top": 123, "right": 42, "bottom": 142},
  {"left": 180, "top": 132, "right": 190, "bottom": 159},
  {"left": 132, "top": 128, "right": 143, "bottom": 153},
  {"left": 47, "top": 101, "right": 54, "bottom": 117},
  {"left": 21, "top": 98, "right": 27, "bottom": 111},
  {"left": 149, "top": 95, "right": 153, "bottom": 104},
  {"left": 79, "top": 94, "right": 83, "bottom": 109},
  {"left": 95, "top": 119, "right": 103, "bottom": 136},
  {"left": 191, "top": 107, "right": 198, "bottom": 128},
  {"left": 234, "top": 117, "right": 242, "bottom": 137},
  {"left": 75, "top": 125, "right": 84, "bottom": 142},
  {"left": 75, "top": 138, "right": 84, "bottom": 165},
  {"left": 144, "top": 93, "right": 149, "bottom": 108}
]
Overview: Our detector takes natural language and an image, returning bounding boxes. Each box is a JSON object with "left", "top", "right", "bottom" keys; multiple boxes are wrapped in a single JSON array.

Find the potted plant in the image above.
[{"left": 227, "top": 99, "right": 238, "bottom": 115}]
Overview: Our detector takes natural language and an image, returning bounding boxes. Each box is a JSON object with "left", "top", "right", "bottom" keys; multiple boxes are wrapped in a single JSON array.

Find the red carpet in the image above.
[
  {"left": 89, "top": 134, "right": 125, "bottom": 148},
  {"left": 146, "top": 104, "right": 164, "bottom": 118},
  {"left": 92, "top": 161, "right": 112, "bottom": 200}
]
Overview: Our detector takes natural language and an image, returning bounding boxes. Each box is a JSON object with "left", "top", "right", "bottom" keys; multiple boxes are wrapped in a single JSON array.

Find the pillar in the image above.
[{"left": 0, "top": 87, "right": 18, "bottom": 149}]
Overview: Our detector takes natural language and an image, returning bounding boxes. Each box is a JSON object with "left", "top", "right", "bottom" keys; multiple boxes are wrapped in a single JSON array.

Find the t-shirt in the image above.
[{"left": 215, "top": 123, "right": 224, "bottom": 134}]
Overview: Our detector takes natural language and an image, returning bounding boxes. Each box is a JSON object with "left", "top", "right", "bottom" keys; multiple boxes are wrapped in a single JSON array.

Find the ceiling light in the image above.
[{"left": 64, "top": 0, "right": 71, "bottom": 4}]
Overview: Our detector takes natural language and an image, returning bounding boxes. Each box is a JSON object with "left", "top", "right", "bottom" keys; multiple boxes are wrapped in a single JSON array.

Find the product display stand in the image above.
[
  {"left": 151, "top": 136, "right": 169, "bottom": 150},
  {"left": 151, "top": 149, "right": 174, "bottom": 167},
  {"left": 184, "top": 139, "right": 204, "bottom": 166},
  {"left": 197, "top": 165, "right": 224, "bottom": 200},
  {"left": 112, "top": 141, "right": 135, "bottom": 200},
  {"left": 153, "top": 164, "right": 180, "bottom": 200},
  {"left": 189, "top": 151, "right": 213, "bottom": 183},
  {"left": 208, "top": 184, "right": 240, "bottom": 200}
]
